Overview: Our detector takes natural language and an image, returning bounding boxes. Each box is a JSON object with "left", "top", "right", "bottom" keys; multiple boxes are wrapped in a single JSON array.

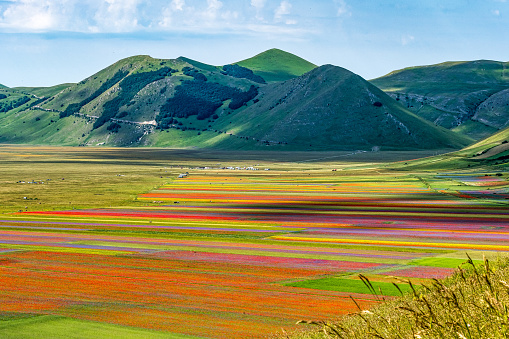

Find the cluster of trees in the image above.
[
  {"left": 182, "top": 67, "right": 207, "bottom": 81},
  {"left": 0, "top": 96, "right": 31, "bottom": 112},
  {"left": 157, "top": 80, "right": 236, "bottom": 127},
  {"left": 156, "top": 80, "right": 259, "bottom": 129},
  {"left": 60, "top": 69, "right": 129, "bottom": 118},
  {"left": 0, "top": 94, "right": 7, "bottom": 100},
  {"left": 229, "top": 85, "right": 258, "bottom": 110},
  {"left": 106, "top": 122, "right": 121, "bottom": 133},
  {"left": 222, "top": 64, "right": 265, "bottom": 84},
  {"left": 93, "top": 67, "right": 173, "bottom": 129}
]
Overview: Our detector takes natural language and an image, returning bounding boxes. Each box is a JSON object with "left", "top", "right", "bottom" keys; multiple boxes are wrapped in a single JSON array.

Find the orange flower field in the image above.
[{"left": 1, "top": 169, "right": 508, "bottom": 337}]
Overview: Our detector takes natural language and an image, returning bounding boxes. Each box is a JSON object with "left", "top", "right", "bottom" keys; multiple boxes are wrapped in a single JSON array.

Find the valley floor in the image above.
[{"left": 0, "top": 145, "right": 507, "bottom": 338}]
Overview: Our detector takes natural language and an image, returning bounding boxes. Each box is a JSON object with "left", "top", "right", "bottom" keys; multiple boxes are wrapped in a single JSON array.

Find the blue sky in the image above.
[{"left": 1, "top": 0, "right": 508, "bottom": 87}]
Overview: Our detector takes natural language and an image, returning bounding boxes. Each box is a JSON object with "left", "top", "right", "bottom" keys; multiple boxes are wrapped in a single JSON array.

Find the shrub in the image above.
[
  {"left": 182, "top": 67, "right": 207, "bottom": 81},
  {"left": 229, "top": 85, "right": 258, "bottom": 110},
  {"left": 222, "top": 64, "right": 265, "bottom": 84},
  {"left": 106, "top": 122, "right": 121, "bottom": 133},
  {"left": 157, "top": 80, "right": 239, "bottom": 124}
]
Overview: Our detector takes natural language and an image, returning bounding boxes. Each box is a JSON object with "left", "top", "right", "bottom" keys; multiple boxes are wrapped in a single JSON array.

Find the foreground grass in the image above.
[{"left": 289, "top": 255, "right": 509, "bottom": 339}]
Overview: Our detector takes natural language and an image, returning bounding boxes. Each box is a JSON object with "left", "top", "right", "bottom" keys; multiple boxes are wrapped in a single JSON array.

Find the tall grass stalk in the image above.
[{"left": 291, "top": 255, "right": 509, "bottom": 338}]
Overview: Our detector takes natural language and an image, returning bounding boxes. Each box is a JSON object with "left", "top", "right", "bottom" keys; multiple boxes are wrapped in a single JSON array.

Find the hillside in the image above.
[
  {"left": 13, "top": 84, "right": 74, "bottom": 98},
  {"left": 235, "top": 48, "right": 317, "bottom": 83},
  {"left": 207, "top": 64, "right": 470, "bottom": 150},
  {"left": 454, "top": 125, "right": 509, "bottom": 161},
  {"left": 371, "top": 60, "right": 509, "bottom": 140},
  {"left": 0, "top": 50, "right": 470, "bottom": 150},
  {"left": 0, "top": 84, "right": 7, "bottom": 89}
]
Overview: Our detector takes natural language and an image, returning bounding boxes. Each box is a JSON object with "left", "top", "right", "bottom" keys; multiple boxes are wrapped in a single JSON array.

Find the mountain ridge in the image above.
[
  {"left": 0, "top": 50, "right": 490, "bottom": 151},
  {"left": 235, "top": 48, "right": 317, "bottom": 83},
  {"left": 371, "top": 60, "right": 509, "bottom": 141}
]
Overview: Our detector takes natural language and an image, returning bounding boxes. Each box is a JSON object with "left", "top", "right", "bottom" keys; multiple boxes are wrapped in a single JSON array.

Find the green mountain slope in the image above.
[
  {"left": 176, "top": 57, "right": 220, "bottom": 73},
  {"left": 0, "top": 51, "right": 470, "bottom": 151},
  {"left": 0, "top": 54, "right": 264, "bottom": 146},
  {"left": 454, "top": 125, "right": 509, "bottom": 160},
  {"left": 206, "top": 65, "right": 471, "bottom": 150},
  {"left": 235, "top": 48, "right": 317, "bottom": 83},
  {"left": 0, "top": 84, "right": 7, "bottom": 89},
  {"left": 371, "top": 60, "right": 509, "bottom": 141},
  {"left": 0, "top": 86, "right": 52, "bottom": 116},
  {"left": 13, "top": 84, "right": 74, "bottom": 98}
]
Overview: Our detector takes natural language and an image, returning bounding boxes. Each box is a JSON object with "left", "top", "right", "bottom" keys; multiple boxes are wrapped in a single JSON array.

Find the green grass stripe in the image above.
[
  {"left": 285, "top": 276, "right": 416, "bottom": 296},
  {"left": 0, "top": 315, "right": 204, "bottom": 339},
  {"left": 408, "top": 257, "right": 483, "bottom": 268}
]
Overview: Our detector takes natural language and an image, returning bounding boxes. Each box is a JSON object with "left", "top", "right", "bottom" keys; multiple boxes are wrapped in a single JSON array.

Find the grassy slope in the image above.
[
  {"left": 236, "top": 48, "right": 317, "bottom": 83},
  {"left": 177, "top": 56, "right": 221, "bottom": 73},
  {"left": 13, "top": 84, "right": 74, "bottom": 98},
  {"left": 0, "top": 83, "right": 7, "bottom": 89},
  {"left": 371, "top": 60, "right": 509, "bottom": 92},
  {"left": 449, "top": 125, "right": 509, "bottom": 161},
  {"left": 370, "top": 60, "right": 509, "bottom": 140},
  {"left": 209, "top": 65, "right": 471, "bottom": 151},
  {"left": 0, "top": 56, "right": 175, "bottom": 146},
  {"left": 0, "top": 54, "right": 267, "bottom": 148},
  {"left": 0, "top": 52, "right": 473, "bottom": 150}
]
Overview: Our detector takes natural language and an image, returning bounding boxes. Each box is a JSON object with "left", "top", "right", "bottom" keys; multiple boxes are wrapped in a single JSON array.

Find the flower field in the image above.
[{"left": 1, "top": 161, "right": 508, "bottom": 338}]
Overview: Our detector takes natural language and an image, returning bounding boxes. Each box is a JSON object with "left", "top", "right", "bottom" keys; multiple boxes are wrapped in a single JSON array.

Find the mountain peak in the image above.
[{"left": 234, "top": 48, "right": 317, "bottom": 83}]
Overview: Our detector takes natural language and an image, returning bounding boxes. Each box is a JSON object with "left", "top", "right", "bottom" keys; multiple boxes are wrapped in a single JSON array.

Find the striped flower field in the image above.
[{"left": 1, "top": 169, "right": 508, "bottom": 338}]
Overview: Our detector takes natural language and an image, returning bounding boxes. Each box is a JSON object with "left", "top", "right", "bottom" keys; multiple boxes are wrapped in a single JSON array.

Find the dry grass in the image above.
[{"left": 287, "top": 254, "right": 509, "bottom": 339}]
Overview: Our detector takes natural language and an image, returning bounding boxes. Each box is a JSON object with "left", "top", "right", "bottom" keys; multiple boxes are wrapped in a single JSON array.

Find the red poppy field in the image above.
[{"left": 0, "top": 146, "right": 508, "bottom": 338}]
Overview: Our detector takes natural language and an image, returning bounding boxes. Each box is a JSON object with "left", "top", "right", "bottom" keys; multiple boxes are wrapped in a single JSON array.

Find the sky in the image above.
[{"left": 1, "top": 0, "right": 508, "bottom": 87}]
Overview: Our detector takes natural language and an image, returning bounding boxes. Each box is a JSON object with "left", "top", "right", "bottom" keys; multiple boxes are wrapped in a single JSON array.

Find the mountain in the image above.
[
  {"left": 0, "top": 84, "right": 7, "bottom": 89},
  {"left": 206, "top": 64, "right": 470, "bottom": 150},
  {"left": 235, "top": 48, "right": 317, "bottom": 83},
  {"left": 0, "top": 50, "right": 470, "bottom": 150},
  {"left": 371, "top": 60, "right": 509, "bottom": 141}
]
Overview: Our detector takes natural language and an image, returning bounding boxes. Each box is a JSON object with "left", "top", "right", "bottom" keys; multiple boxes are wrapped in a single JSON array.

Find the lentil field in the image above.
[{"left": 0, "top": 145, "right": 507, "bottom": 338}]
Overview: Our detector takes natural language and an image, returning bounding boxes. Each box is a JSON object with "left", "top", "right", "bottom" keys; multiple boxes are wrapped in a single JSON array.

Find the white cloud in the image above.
[
  {"left": 401, "top": 34, "right": 415, "bottom": 46},
  {"left": 493, "top": 9, "right": 501, "bottom": 15},
  {"left": 245, "top": 23, "right": 312, "bottom": 39},
  {"left": 335, "top": 0, "right": 351, "bottom": 17},
  {"left": 0, "top": 0, "right": 309, "bottom": 37},
  {"left": 91, "top": 0, "right": 140, "bottom": 33},
  {"left": 251, "top": 0, "right": 266, "bottom": 20},
  {"left": 159, "top": 0, "right": 186, "bottom": 28},
  {"left": 158, "top": 0, "right": 240, "bottom": 32},
  {"left": 274, "top": 0, "right": 291, "bottom": 22},
  {"left": 172, "top": 0, "right": 185, "bottom": 11},
  {"left": 203, "top": 0, "right": 223, "bottom": 21},
  {"left": 251, "top": 0, "right": 266, "bottom": 10},
  {"left": 0, "top": 0, "right": 61, "bottom": 32}
]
